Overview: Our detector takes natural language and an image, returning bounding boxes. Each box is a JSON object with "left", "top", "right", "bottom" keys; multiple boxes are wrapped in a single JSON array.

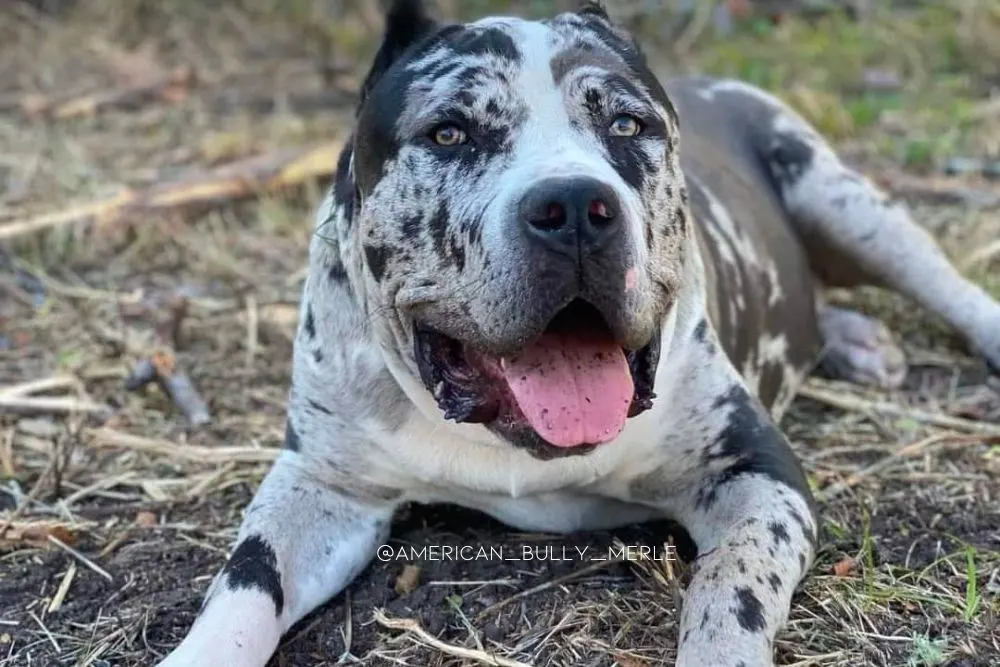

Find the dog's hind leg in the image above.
[
  {"left": 746, "top": 83, "right": 1000, "bottom": 374},
  {"left": 702, "top": 80, "right": 1000, "bottom": 374},
  {"left": 155, "top": 447, "right": 398, "bottom": 667}
]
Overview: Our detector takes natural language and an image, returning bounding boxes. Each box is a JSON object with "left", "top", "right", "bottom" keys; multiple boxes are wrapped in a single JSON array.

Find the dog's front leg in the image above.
[
  {"left": 157, "top": 448, "right": 397, "bottom": 667},
  {"left": 631, "top": 369, "right": 817, "bottom": 666},
  {"left": 673, "top": 468, "right": 816, "bottom": 667}
]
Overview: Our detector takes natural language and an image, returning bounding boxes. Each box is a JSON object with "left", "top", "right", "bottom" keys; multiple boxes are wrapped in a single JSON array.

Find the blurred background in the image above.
[{"left": 2, "top": 2, "right": 1000, "bottom": 666}]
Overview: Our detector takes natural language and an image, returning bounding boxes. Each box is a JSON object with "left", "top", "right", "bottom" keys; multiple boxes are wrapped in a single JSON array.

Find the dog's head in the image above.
[{"left": 335, "top": 0, "right": 689, "bottom": 457}]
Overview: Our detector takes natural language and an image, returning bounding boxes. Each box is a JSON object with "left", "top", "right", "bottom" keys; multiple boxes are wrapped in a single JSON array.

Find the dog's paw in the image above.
[{"left": 817, "top": 307, "right": 907, "bottom": 389}]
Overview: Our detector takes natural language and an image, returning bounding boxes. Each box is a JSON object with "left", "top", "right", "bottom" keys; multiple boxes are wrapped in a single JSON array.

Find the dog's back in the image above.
[{"left": 666, "top": 76, "right": 821, "bottom": 415}]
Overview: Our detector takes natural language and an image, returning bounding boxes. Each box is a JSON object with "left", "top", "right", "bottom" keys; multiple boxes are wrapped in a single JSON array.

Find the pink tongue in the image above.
[{"left": 501, "top": 333, "right": 634, "bottom": 448}]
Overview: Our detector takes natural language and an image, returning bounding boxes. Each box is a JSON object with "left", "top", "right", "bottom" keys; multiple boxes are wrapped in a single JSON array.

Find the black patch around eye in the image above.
[
  {"left": 605, "top": 137, "right": 656, "bottom": 193},
  {"left": 584, "top": 89, "right": 603, "bottom": 124}
]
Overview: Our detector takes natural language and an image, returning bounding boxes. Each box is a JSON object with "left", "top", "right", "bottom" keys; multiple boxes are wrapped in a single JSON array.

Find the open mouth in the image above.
[{"left": 414, "top": 299, "right": 660, "bottom": 450}]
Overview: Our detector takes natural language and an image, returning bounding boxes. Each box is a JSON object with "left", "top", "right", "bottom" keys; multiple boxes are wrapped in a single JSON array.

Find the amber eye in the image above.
[
  {"left": 609, "top": 115, "right": 642, "bottom": 137},
  {"left": 432, "top": 124, "right": 468, "bottom": 146}
]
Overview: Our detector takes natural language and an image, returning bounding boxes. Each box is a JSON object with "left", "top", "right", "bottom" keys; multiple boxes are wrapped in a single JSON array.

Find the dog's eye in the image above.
[
  {"left": 609, "top": 115, "right": 642, "bottom": 137},
  {"left": 431, "top": 124, "right": 468, "bottom": 147}
]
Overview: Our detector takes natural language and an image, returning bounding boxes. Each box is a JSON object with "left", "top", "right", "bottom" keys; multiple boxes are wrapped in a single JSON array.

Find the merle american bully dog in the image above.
[{"left": 157, "top": 2, "right": 1000, "bottom": 665}]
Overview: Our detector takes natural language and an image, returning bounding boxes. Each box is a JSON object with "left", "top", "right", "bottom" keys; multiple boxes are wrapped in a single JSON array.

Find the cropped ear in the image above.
[
  {"left": 576, "top": 1, "right": 612, "bottom": 22},
  {"left": 359, "top": 0, "right": 439, "bottom": 109}
]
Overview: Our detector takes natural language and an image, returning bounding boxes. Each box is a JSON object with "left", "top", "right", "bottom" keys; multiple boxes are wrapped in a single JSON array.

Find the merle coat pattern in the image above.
[{"left": 156, "top": 2, "right": 1000, "bottom": 666}]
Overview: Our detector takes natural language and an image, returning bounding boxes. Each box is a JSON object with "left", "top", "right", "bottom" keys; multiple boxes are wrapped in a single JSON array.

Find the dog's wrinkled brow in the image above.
[{"left": 550, "top": 45, "right": 628, "bottom": 84}]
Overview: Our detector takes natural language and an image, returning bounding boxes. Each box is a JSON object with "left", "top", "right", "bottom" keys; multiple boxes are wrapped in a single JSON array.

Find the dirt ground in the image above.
[{"left": 2, "top": 2, "right": 1000, "bottom": 666}]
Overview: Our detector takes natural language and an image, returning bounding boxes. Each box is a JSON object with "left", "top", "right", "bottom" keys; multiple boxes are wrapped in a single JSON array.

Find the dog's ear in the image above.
[
  {"left": 360, "top": 0, "right": 439, "bottom": 108},
  {"left": 576, "top": 1, "right": 612, "bottom": 22}
]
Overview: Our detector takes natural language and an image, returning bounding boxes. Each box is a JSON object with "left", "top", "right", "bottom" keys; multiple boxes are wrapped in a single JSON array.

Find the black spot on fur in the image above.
[
  {"left": 283, "top": 422, "right": 300, "bottom": 452},
  {"left": 402, "top": 215, "right": 423, "bottom": 239},
  {"left": 767, "top": 133, "right": 815, "bottom": 187},
  {"left": 768, "top": 520, "right": 790, "bottom": 547},
  {"left": 364, "top": 244, "right": 391, "bottom": 282},
  {"left": 767, "top": 572, "right": 782, "bottom": 594},
  {"left": 308, "top": 399, "right": 333, "bottom": 416},
  {"left": 303, "top": 305, "right": 316, "bottom": 339},
  {"left": 328, "top": 259, "right": 349, "bottom": 287},
  {"left": 693, "top": 318, "right": 709, "bottom": 343},
  {"left": 696, "top": 385, "right": 814, "bottom": 514},
  {"left": 447, "top": 26, "right": 521, "bottom": 63},
  {"left": 448, "top": 235, "right": 466, "bottom": 272},
  {"left": 427, "top": 200, "right": 451, "bottom": 264},
  {"left": 700, "top": 610, "right": 711, "bottom": 629},
  {"left": 733, "top": 586, "right": 766, "bottom": 633},
  {"left": 224, "top": 535, "right": 284, "bottom": 616}
]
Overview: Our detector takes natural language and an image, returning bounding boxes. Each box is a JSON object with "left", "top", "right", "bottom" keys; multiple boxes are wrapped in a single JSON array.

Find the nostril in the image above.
[
  {"left": 530, "top": 202, "right": 567, "bottom": 230},
  {"left": 587, "top": 198, "right": 615, "bottom": 227}
]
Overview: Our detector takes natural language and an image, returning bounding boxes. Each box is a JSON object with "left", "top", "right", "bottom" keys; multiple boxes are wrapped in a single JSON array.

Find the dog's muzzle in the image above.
[{"left": 414, "top": 298, "right": 661, "bottom": 450}]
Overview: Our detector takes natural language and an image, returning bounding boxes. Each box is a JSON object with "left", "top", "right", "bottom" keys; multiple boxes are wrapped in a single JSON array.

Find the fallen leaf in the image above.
[
  {"left": 0, "top": 521, "right": 77, "bottom": 549},
  {"left": 135, "top": 510, "right": 157, "bottom": 527},
  {"left": 832, "top": 556, "right": 858, "bottom": 577},
  {"left": 394, "top": 564, "right": 421, "bottom": 596}
]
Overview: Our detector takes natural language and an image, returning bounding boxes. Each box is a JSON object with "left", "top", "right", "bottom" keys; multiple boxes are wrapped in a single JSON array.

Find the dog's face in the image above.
[{"left": 338, "top": 0, "right": 689, "bottom": 456}]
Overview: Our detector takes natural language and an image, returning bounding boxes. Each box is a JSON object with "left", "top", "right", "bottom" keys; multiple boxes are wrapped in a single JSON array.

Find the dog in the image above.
[{"left": 157, "top": 2, "right": 1000, "bottom": 665}]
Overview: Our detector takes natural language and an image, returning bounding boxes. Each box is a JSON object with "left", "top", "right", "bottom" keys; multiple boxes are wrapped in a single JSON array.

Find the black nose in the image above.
[{"left": 518, "top": 177, "right": 622, "bottom": 257}]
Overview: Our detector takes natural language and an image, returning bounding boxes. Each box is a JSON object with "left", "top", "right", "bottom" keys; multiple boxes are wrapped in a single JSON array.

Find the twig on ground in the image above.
[
  {"left": 0, "top": 461, "right": 55, "bottom": 538},
  {"left": 47, "top": 534, "right": 113, "bottom": 582},
  {"left": 0, "top": 140, "right": 343, "bottom": 241},
  {"left": 47, "top": 563, "right": 77, "bottom": 613},
  {"left": 0, "top": 376, "right": 80, "bottom": 398},
  {"left": 19, "top": 65, "right": 195, "bottom": 120},
  {"left": 475, "top": 555, "right": 624, "bottom": 623},
  {"left": 875, "top": 172, "right": 1000, "bottom": 209},
  {"left": 0, "top": 395, "right": 111, "bottom": 416},
  {"left": 124, "top": 352, "right": 211, "bottom": 427},
  {"left": 816, "top": 433, "right": 994, "bottom": 501},
  {"left": 0, "top": 520, "right": 77, "bottom": 549},
  {"left": 374, "top": 610, "right": 532, "bottom": 667},
  {"left": 85, "top": 427, "right": 278, "bottom": 463},
  {"left": 797, "top": 382, "right": 1000, "bottom": 436},
  {"left": 960, "top": 238, "right": 1000, "bottom": 270},
  {"left": 28, "top": 611, "right": 61, "bottom": 654}
]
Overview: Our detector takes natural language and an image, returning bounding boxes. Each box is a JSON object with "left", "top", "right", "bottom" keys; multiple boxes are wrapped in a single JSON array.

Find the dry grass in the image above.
[{"left": 2, "top": 2, "right": 1000, "bottom": 666}]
